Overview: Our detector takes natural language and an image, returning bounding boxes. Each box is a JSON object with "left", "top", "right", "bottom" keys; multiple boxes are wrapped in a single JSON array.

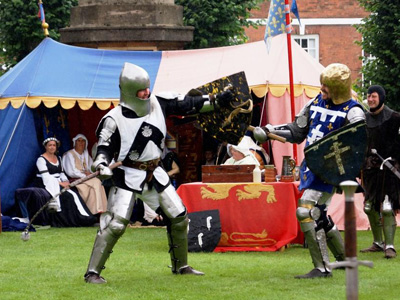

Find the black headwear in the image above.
[{"left": 367, "top": 85, "right": 385, "bottom": 112}]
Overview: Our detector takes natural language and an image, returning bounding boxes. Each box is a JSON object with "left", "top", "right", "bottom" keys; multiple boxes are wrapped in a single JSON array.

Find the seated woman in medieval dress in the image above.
[
  {"left": 62, "top": 134, "right": 107, "bottom": 215},
  {"left": 31, "top": 137, "right": 97, "bottom": 227},
  {"left": 223, "top": 144, "right": 260, "bottom": 166}
]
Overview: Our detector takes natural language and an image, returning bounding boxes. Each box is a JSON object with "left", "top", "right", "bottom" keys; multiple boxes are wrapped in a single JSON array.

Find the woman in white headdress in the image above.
[
  {"left": 62, "top": 134, "right": 108, "bottom": 215},
  {"left": 223, "top": 144, "right": 260, "bottom": 166}
]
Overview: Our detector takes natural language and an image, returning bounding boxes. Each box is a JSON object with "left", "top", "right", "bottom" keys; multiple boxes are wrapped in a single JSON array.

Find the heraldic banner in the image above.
[{"left": 177, "top": 182, "right": 304, "bottom": 252}]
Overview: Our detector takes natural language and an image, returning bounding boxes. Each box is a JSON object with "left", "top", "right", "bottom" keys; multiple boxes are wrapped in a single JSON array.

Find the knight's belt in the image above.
[{"left": 122, "top": 158, "right": 160, "bottom": 171}]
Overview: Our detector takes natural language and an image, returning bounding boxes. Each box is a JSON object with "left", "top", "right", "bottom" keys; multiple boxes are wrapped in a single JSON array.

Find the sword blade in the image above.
[{"left": 346, "top": 258, "right": 359, "bottom": 300}]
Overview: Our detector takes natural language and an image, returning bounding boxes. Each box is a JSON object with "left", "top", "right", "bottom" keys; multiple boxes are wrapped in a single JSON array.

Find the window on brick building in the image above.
[{"left": 292, "top": 35, "right": 319, "bottom": 61}]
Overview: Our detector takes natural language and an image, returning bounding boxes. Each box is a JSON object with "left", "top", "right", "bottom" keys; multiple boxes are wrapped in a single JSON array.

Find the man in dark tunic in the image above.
[{"left": 361, "top": 85, "right": 400, "bottom": 259}]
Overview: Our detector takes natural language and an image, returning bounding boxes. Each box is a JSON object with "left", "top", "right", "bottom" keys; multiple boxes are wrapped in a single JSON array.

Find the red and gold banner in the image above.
[{"left": 177, "top": 182, "right": 303, "bottom": 252}]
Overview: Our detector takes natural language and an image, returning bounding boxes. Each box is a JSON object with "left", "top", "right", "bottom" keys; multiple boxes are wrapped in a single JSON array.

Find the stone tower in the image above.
[{"left": 60, "top": 0, "right": 194, "bottom": 50}]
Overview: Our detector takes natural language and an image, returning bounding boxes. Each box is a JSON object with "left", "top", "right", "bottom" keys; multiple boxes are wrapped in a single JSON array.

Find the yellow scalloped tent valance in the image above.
[
  {"left": 0, "top": 96, "right": 119, "bottom": 110},
  {"left": 0, "top": 84, "right": 321, "bottom": 111},
  {"left": 251, "top": 84, "right": 321, "bottom": 99}
]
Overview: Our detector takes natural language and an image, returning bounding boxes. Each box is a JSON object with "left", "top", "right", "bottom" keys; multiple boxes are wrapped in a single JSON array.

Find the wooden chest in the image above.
[{"left": 202, "top": 165, "right": 255, "bottom": 183}]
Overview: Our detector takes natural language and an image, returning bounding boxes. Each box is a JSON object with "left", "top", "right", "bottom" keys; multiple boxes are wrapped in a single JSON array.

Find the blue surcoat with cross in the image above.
[{"left": 299, "top": 94, "right": 362, "bottom": 193}]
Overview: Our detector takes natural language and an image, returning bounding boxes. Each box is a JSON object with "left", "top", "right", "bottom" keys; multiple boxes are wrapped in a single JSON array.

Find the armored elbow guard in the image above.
[
  {"left": 282, "top": 98, "right": 312, "bottom": 143},
  {"left": 286, "top": 121, "right": 308, "bottom": 143},
  {"left": 98, "top": 117, "right": 117, "bottom": 148}
]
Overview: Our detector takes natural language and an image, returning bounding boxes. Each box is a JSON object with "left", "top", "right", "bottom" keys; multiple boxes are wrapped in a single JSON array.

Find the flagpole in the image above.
[
  {"left": 38, "top": 0, "right": 49, "bottom": 37},
  {"left": 284, "top": 0, "right": 298, "bottom": 163}
]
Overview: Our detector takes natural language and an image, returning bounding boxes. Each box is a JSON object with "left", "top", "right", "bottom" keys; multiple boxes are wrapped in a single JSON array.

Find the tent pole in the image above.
[
  {"left": 260, "top": 89, "right": 268, "bottom": 127},
  {"left": 0, "top": 189, "right": 2, "bottom": 233},
  {"left": 0, "top": 101, "right": 27, "bottom": 168},
  {"left": 284, "top": 0, "right": 298, "bottom": 163}
]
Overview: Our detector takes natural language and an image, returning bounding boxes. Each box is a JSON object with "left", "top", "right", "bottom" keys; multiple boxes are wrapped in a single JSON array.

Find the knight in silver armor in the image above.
[
  {"left": 84, "top": 63, "right": 234, "bottom": 284},
  {"left": 253, "top": 63, "right": 366, "bottom": 279}
]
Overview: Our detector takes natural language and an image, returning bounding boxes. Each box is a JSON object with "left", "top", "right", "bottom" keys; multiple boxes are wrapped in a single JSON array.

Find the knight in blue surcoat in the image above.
[{"left": 254, "top": 63, "right": 366, "bottom": 279}]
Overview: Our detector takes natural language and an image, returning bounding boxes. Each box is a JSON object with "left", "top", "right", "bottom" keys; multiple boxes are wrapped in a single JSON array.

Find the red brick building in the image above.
[{"left": 245, "top": 0, "right": 369, "bottom": 82}]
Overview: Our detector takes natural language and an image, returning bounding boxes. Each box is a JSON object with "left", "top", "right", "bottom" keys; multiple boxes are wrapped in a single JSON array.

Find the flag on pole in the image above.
[
  {"left": 263, "top": 0, "right": 298, "bottom": 162},
  {"left": 37, "top": 0, "right": 49, "bottom": 36},
  {"left": 38, "top": 1, "right": 46, "bottom": 23},
  {"left": 291, "top": 0, "right": 301, "bottom": 26},
  {"left": 264, "top": 0, "right": 292, "bottom": 52}
]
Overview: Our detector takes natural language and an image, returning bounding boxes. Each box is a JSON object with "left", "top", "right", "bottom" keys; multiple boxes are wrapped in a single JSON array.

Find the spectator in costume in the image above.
[
  {"left": 161, "top": 149, "right": 180, "bottom": 188},
  {"left": 63, "top": 134, "right": 108, "bottom": 215},
  {"left": 360, "top": 85, "right": 400, "bottom": 259},
  {"left": 239, "top": 135, "right": 270, "bottom": 170},
  {"left": 223, "top": 144, "right": 260, "bottom": 166},
  {"left": 32, "top": 137, "right": 97, "bottom": 227},
  {"left": 203, "top": 149, "right": 216, "bottom": 165}
]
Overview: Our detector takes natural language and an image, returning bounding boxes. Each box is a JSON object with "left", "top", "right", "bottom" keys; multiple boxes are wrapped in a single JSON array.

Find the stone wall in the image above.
[{"left": 60, "top": 0, "right": 193, "bottom": 50}]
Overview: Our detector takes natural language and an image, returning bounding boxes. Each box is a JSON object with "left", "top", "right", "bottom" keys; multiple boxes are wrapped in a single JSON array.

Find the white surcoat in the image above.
[{"left": 101, "top": 95, "right": 170, "bottom": 191}]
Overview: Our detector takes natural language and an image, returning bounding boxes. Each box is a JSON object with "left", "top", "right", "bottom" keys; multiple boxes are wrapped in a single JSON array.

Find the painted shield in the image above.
[
  {"left": 304, "top": 120, "right": 367, "bottom": 186},
  {"left": 188, "top": 210, "right": 221, "bottom": 252},
  {"left": 196, "top": 71, "right": 253, "bottom": 145}
]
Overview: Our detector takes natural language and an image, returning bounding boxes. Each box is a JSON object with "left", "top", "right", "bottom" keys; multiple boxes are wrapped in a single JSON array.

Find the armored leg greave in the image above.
[
  {"left": 297, "top": 199, "right": 329, "bottom": 271},
  {"left": 382, "top": 196, "right": 397, "bottom": 249},
  {"left": 85, "top": 187, "right": 135, "bottom": 276},
  {"left": 326, "top": 225, "right": 345, "bottom": 262},
  {"left": 316, "top": 212, "right": 345, "bottom": 262},
  {"left": 296, "top": 189, "right": 339, "bottom": 272},
  {"left": 364, "top": 199, "right": 384, "bottom": 247},
  {"left": 151, "top": 185, "right": 190, "bottom": 273},
  {"left": 300, "top": 223, "right": 330, "bottom": 270},
  {"left": 85, "top": 212, "right": 129, "bottom": 276},
  {"left": 382, "top": 214, "right": 396, "bottom": 248},
  {"left": 166, "top": 214, "right": 189, "bottom": 273}
]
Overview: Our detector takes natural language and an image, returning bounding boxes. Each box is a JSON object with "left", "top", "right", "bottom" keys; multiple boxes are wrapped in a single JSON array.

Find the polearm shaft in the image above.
[
  {"left": 328, "top": 180, "right": 373, "bottom": 300},
  {"left": 21, "top": 161, "right": 122, "bottom": 235},
  {"left": 248, "top": 125, "right": 286, "bottom": 143}
]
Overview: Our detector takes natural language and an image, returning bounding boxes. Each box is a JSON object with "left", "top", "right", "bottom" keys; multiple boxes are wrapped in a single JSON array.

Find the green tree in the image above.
[
  {"left": 175, "top": 0, "right": 263, "bottom": 49},
  {"left": 356, "top": 0, "right": 400, "bottom": 110},
  {"left": 0, "top": 0, "right": 78, "bottom": 72}
]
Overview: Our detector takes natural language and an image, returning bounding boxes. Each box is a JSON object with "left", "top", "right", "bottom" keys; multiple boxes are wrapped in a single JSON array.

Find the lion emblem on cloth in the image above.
[{"left": 200, "top": 184, "right": 277, "bottom": 203}]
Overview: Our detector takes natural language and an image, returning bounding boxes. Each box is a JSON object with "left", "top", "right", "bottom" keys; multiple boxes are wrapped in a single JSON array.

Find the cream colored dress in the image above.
[{"left": 63, "top": 149, "right": 108, "bottom": 214}]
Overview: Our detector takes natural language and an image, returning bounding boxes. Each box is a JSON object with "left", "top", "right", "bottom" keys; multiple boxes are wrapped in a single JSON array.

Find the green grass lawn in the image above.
[{"left": 0, "top": 227, "right": 398, "bottom": 300}]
